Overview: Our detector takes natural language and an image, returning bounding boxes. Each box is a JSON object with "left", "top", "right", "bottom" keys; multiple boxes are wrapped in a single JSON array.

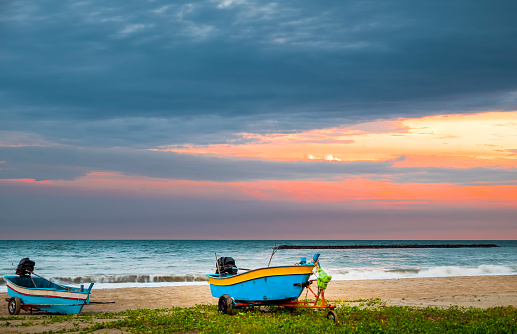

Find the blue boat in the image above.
[
  {"left": 4, "top": 258, "right": 94, "bottom": 315},
  {"left": 207, "top": 254, "right": 322, "bottom": 314},
  {"left": 4, "top": 275, "right": 94, "bottom": 315}
]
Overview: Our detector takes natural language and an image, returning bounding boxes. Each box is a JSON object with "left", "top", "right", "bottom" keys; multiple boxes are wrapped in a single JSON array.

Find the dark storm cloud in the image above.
[
  {"left": 1, "top": 146, "right": 516, "bottom": 184},
  {"left": 1, "top": 0, "right": 517, "bottom": 147}
]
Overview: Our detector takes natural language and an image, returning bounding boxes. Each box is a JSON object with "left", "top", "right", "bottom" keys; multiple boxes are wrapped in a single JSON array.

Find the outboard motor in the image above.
[
  {"left": 216, "top": 257, "right": 238, "bottom": 275},
  {"left": 16, "top": 258, "right": 35, "bottom": 276}
]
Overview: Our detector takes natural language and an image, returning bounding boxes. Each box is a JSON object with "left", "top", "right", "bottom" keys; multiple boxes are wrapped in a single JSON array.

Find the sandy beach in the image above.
[{"left": 1, "top": 275, "right": 516, "bottom": 317}]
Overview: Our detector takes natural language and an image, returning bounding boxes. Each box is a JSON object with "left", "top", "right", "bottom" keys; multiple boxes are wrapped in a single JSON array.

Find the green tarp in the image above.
[{"left": 317, "top": 267, "right": 332, "bottom": 289}]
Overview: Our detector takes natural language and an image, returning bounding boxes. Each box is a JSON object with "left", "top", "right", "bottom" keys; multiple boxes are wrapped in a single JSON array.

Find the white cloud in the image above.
[
  {"left": 324, "top": 154, "right": 341, "bottom": 161},
  {"left": 176, "top": 4, "right": 197, "bottom": 21},
  {"left": 183, "top": 22, "right": 216, "bottom": 39},
  {"left": 307, "top": 154, "right": 341, "bottom": 161},
  {"left": 216, "top": 0, "right": 247, "bottom": 9},
  {"left": 119, "top": 24, "right": 146, "bottom": 35},
  {"left": 153, "top": 5, "right": 171, "bottom": 14}
]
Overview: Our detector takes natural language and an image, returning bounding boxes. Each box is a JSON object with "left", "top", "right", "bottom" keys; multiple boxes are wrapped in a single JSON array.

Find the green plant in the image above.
[{"left": 1, "top": 303, "right": 515, "bottom": 333}]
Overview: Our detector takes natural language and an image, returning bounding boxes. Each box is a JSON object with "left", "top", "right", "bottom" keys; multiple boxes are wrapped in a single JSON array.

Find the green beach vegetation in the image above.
[{"left": 1, "top": 301, "right": 516, "bottom": 333}]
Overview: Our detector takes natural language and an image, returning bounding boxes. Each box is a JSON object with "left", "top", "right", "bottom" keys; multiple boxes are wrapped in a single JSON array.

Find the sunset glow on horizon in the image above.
[
  {"left": 2, "top": 111, "right": 516, "bottom": 215},
  {"left": 158, "top": 111, "right": 517, "bottom": 169}
]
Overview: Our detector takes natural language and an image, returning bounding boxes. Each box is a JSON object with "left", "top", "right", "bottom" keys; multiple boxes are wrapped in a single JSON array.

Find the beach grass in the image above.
[{"left": 1, "top": 301, "right": 516, "bottom": 333}]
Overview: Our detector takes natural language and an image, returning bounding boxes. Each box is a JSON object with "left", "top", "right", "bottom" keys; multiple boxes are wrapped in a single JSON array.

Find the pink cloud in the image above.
[
  {"left": 1, "top": 178, "right": 52, "bottom": 184},
  {"left": 8, "top": 172, "right": 515, "bottom": 210}
]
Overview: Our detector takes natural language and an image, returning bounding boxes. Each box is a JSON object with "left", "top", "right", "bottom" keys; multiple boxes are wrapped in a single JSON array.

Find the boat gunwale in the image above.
[
  {"left": 207, "top": 264, "right": 314, "bottom": 278},
  {"left": 206, "top": 264, "right": 315, "bottom": 286},
  {"left": 4, "top": 276, "right": 91, "bottom": 299}
]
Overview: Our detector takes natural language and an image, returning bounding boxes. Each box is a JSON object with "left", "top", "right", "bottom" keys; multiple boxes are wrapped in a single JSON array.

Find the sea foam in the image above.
[{"left": 327, "top": 265, "right": 516, "bottom": 281}]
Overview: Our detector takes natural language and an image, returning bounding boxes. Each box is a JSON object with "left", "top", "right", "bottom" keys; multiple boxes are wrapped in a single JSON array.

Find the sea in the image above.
[{"left": 1, "top": 240, "right": 516, "bottom": 292}]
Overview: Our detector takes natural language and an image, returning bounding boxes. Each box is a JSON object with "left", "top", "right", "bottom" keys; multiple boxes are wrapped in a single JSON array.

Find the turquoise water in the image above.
[{"left": 1, "top": 240, "right": 515, "bottom": 292}]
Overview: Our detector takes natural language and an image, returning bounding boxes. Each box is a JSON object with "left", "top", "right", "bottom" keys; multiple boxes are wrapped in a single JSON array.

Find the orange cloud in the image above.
[
  {"left": 234, "top": 178, "right": 517, "bottom": 208},
  {"left": 156, "top": 111, "right": 517, "bottom": 168},
  {"left": 8, "top": 172, "right": 515, "bottom": 209}
]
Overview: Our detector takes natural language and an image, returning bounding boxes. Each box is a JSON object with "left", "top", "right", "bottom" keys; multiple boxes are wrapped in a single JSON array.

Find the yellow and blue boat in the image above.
[{"left": 207, "top": 254, "right": 319, "bottom": 304}]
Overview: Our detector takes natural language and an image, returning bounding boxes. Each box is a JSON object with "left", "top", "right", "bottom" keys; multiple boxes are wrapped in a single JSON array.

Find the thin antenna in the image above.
[
  {"left": 215, "top": 253, "right": 221, "bottom": 277},
  {"left": 267, "top": 243, "right": 277, "bottom": 267}
]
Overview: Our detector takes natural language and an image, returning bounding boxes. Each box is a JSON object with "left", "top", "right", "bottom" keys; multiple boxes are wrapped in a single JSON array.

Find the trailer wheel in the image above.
[
  {"left": 8, "top": 297, "right": 21, "bottom": 315},
  {"left": 218, "top": 294, "right": 233, "bottom": 315},
  {"left": 326, "top": 310, "right": 338, "bottom": 324}
]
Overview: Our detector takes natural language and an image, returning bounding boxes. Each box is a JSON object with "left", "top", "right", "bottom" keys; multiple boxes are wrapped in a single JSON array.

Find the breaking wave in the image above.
[
  {"left": 328, "top": 265, "right": 517, "bottom": 280},
  {"left": 53, "top": 274, "right": 209, "bottom": 284},
  {"left": 0, "top": 274, "right": 209, "bottom": 292}
]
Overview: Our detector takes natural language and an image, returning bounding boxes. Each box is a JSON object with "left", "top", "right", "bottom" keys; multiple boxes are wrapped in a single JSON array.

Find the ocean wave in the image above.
[
  {"left": 1, "top": 265, "right": 515, "bottom": 292},
  {"left": 327, "top": 265, "right": 517, "bottom": 280},
  {"left": 0, "top": 274, "right": 209, "bottom": 292},
  {"left": 53, "top": 274, "right": 209, "bottom": 284},
  {"left": 0, "top": 274, "right": 208, "bottom": 286}
]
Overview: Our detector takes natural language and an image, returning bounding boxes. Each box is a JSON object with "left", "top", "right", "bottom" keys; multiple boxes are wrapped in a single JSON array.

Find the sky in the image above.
[{"left": 1, "top": 0, "right": 516, "bottom": 240}]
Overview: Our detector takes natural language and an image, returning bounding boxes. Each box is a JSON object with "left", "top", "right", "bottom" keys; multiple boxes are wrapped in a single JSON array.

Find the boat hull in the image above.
[
  {"left": 4, "top": 276, "right": 92, "bottom": 315},
  {"left": 207, "top": 265, "right": 314, "bottom": 302}
]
